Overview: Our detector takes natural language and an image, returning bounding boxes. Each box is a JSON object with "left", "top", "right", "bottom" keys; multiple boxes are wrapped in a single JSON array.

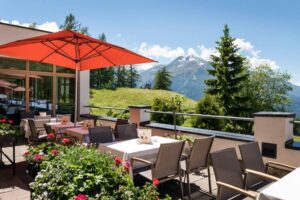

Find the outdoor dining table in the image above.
[
  {"left": 256, "top": 167, "right": 300, "bottom": 200},
  {"left": 64, "top": 127, "right": 89, "bottom": 143},
  {"left": 20, "top": 117, "right": 56, "bottom": 138},
  {"left": 98, "top": 136, "right": 179, "bottom": 178},
  {"left": 46, "top": 122, "right": 82, "bottom": 133}
]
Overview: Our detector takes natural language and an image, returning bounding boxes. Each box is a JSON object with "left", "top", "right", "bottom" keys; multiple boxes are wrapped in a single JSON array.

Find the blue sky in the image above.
[{"left": 1, "top": 0, "right": 300, "bottom": 84}]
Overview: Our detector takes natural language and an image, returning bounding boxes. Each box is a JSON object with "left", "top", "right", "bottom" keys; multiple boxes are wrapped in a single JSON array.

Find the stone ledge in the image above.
[{"left": 254, "top": 112, "right": 295, "bottom": 118}]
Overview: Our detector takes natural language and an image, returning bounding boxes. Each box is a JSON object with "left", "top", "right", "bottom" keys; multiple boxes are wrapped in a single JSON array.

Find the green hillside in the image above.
[{"left": 89, "top": 88, "right": 197, "bottom": 118}]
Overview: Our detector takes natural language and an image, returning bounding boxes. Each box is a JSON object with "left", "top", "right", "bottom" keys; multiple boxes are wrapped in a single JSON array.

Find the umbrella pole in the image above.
[{"left": 74, "top": 66, "right": 79, "bottom": 127}]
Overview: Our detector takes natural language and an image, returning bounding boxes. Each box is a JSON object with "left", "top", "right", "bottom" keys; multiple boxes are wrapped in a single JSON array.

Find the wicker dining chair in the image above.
[
  {"left": 239, "top": 142, "right": 296, "bottom": 187},
  {"left": 117, "top": 123, "right": 138, "bottom": 141},
  {"left": 113, "top": 118, "right": 129, "bottom": 139},
  {"left": 131, "top": 141, "right": 185, "bottom": 199},
  {"left": 28, "top": 119, "right": 47, "bottom": 145},
  {"left": 210, "top": 148, "right": 279, "bottom": 200},
  {"left": 88, "top": 126, "right": 114, "bottom": 144},
  {"left": 181, "top": 136, "right": 214, "bottom": 199}
]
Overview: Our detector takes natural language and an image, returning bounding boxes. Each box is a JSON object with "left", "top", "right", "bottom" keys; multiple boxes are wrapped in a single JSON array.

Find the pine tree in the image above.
[
  {"left": 60, "top": 13, "right": 89, "bottom": 35},
  {"left": 127, "top": 65, "right": 139, "bottom": 88},
  {"left": 153, "top": 67, "right": 172, "bottom": 90},
  {"left": 205, "top": 24, "right": 249, "bottom": 117}
]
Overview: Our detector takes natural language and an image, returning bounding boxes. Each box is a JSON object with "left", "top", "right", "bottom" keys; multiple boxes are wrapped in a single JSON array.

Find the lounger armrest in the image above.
[
  {"left": 245, "top": 169, "right": 279, "bottom": 182},
  {"left": 131, "top": 157, "right": 153, "bottom": 166},
  {"left": 216, "top": 181, "right": 256, "bottom": 199},
  {"left": 266, "top": 161, "right": 296, "bottom": 171}
]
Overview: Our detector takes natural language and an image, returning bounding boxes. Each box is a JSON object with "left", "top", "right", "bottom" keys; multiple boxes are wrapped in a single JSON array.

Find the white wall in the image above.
[{"left": 79, "top": 70, "right": 90, "bottom": 114}]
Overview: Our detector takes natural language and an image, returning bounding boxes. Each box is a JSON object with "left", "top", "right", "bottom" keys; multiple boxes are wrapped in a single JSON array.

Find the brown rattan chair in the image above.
[
  {"left": 28, "top": 119, "right": 47, "bottom": 145},
  {"left": 210, "top": 148, "right": 279, "bottom": 200},
  {"left": 88, "top": 126, "right": 114, "bottom": 144},
  {"left": 181, "top": 136, "right": 214, "bottom": 199},
  {"left": 131, "top": 141, "right": 185, "bottom": 199},
  {"left": 239, "top": 142, "right": 296, "bottom": 187},
  {"left": 113, "top": 118, "right": 129, "bottom": 139},
  {"left": 117, "top": 123, "right": 137, "bottom": 141}
]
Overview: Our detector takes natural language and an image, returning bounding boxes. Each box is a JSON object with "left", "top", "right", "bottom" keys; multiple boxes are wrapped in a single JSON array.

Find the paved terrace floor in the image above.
[{"left": 0, "top": 142, "right": 219, "bottom": 200}]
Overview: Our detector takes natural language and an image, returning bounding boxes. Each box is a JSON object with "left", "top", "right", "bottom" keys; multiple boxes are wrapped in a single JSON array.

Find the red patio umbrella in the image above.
[{"left": 0, "top": 29, "right": 155, "bottom": 123}]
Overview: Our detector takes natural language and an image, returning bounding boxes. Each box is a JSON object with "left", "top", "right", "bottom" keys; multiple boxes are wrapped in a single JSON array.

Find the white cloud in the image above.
[
  {"left": 248, "top": 57, "right": 279, "bottom": 70},
  {"left": 1, "top": 19, "right": 59, "bottom": 32},
  {"left": 37, "top": 21, "right": 59, "bottom": 32},
  {"left": 136, "top": 38, "right": 279, "bottom": 70},
  {"left": 0, "top": 19, "right": 9, "bottom": 23},
  {"left": 198, "top": 45, "right": 217, "bottom": 61},
  {"left": 138, "top": 42, "right": 185, "bottom": 60},
  {"left": 234, "top": 38, "right": 260, "bottom": 57}
]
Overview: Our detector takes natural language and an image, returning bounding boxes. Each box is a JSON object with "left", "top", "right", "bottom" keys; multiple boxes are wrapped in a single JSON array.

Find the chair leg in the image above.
[
  {"left": 179, "top": 172, "right": 184, "bottom": 200},
  {"left": 207, "top": 166, "right": 212, "bottom": 194},
  {"left": 187, "top": 172, "right": 191, "bottom": 200}
]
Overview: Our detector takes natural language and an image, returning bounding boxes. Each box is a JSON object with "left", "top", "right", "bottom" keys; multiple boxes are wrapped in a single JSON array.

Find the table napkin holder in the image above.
[
  {"left": 60, "top": 115, "right": 70, "bottom": 125},
  {"left": 83, "top": 120, "right": 94, "bottom": 129},
  {"left": 138, "top": 129, "right": 152, "bottom": 144}
]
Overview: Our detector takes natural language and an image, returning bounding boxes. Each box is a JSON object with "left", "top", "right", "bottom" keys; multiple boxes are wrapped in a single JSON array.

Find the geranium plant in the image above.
[
  {"left": 29, "top": 145, "right": 161, "bottom": 199},
  {"left": 0, "top": 118, "right": 16, "bottom": 136}
]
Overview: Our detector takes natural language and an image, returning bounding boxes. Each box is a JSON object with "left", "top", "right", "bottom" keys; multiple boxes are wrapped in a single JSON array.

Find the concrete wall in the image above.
[
  {"left": 79, "top": 70, "right": 90, "bottom": 115},
  {"left": 0, "top": 23, "right": 49, "bottom": 45}
]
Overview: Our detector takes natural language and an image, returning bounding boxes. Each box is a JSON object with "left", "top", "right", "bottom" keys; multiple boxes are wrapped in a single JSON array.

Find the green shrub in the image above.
[
  {"left": 192, "top": 94, "right": 224, "bottom": 131},
  {"left": 151, "top": 95, "right": 185, "bottom": 125},
  {"left": 28, "top": 144, "right": 159, "bottom": 199}
]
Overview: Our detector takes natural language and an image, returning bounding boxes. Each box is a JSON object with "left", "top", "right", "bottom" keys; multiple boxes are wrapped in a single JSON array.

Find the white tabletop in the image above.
[
  {"left": 102, "top": 136, "right": 178, "bottom": 154},
  {"left": 257, "top": 167, "right": 300, "bottom": 200},
  {"left": 99, "top": 136, "right": 179, "bottom": 177}
]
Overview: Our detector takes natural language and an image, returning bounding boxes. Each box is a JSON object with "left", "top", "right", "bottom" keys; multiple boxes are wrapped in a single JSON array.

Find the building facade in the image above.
[{"left": 0, "top": 22, "right": 89, "bottom": 119}]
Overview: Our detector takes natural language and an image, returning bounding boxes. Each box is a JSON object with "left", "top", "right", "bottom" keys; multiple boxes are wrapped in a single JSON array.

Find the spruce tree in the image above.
[
  {"left": 205, "top": 24, "right": 249, "bottom": 117},
  {"left": 127, "top": 65, "right": 140, "bottom": 88},
  {"left": 153, "top": 67, "right": 172, "bottom": 90}
]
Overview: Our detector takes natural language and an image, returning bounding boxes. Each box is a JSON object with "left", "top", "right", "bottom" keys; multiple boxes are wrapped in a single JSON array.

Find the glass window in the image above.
[
  {"left": 0, "top": 73, "right": 25, "bottom": 122},
  {"left": 56, "top": 66, "right": 75, "bottom": 74},
  {"left": 30, "top": 61, "right": 53, "bottom": 72},
  {"left": 56, "top": 77, "right": 75, "bottom": 115},
  {"left": 30, "top": 75, "right": 52, "bottom": 112},
  {"left": 0, "top": 57, "right": 25, "bottom": 70}
]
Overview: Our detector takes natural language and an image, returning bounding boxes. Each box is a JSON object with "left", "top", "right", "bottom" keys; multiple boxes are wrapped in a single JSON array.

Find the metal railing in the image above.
[
  {"left": 144, "top": 110, "right": 254, "bottom": 137},
  {"left": 84, "top": 105, "right": 129, "bottom": 111}
]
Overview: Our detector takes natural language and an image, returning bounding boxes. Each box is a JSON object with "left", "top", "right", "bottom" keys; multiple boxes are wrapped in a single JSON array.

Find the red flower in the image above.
[
  {"left": 153, "top": 178, "right": 159, "bottom": 186},
  {"left": 0, "top": 118, "right": 6, "bottom": 123},
  {"left": 8, "top": 120, "right": 13, "bottom": 124},
  {"left": 74, "top": 194, "right": 87, "bottom": 200},
  {"left": 47, "top": 133, "right": 56, "bottom": 139},
  {"left": 34, "top": 154, "right": 43, "bottom": 161},
  {"left": 123, "top": 163, "right": 130, "bottom": 172},
  {"left": 61, "top": 138, "right": 70, "bottom": 144},
  {"left": 23, "top": 151, "right": 30, "bottom": 157},
  {"left": 51, "top": 149, "right": 59, "bottom": 155},
  {"left": 114, "top": 156, "right": 122, "bottom": 165}
]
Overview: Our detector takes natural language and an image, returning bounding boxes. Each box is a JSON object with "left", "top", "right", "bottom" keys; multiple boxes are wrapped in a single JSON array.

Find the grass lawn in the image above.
[
  {"left": 294, "top": 135, "right": 300, "bottom": 142},
  {"left": 89, "top": 88, "right": 197, "bottom": 118}
]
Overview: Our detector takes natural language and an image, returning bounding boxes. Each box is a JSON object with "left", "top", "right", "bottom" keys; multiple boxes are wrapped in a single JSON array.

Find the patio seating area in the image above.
[
  {"left": 0, "top": 110, "right": 298, "bottom": 200},
  {"left": 0, "top": 140, "right": 218, "bottom": 200}
]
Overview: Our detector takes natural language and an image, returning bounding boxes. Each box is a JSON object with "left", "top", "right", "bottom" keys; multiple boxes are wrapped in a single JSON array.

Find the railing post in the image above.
[
  {"left": 128, "top": 105, "right": 151, "bottom": 128},
  {"left": 173, "top": 111, "right": 177, "bottom": 139}
]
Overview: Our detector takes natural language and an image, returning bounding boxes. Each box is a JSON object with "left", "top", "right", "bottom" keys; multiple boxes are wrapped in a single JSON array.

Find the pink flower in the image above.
[
  {"left": 153, "top": 178, "right": 159, "bottom": 186},
  {"left": 23, "top": 151, "right": 30, "bottom": 157},
  {"left": 34, "top": 154, "right": 43, "bottom": 161},
  {"left": 61, "top": 138, "right": 70, "bottom": 144},
  {"left": 8, "top": 120, "right": 13, "bottom": 124},
  {"left": 123, "top": 163, "right": 130, "bottom": 172},
  {"left": 114, "top": 156, "right": 122, "bottom": 166},
  {"left": 47, "top": 133, "right": 56, "bottom": 139},
  {"left": 0, "top": 118, "right": 6, "bottom": 123},
  {"left": 74, "top": 194, "right": 87, "bottom": 200},
  {"left": 51, "top": 149, "right": 59, "bottom": 155}
]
